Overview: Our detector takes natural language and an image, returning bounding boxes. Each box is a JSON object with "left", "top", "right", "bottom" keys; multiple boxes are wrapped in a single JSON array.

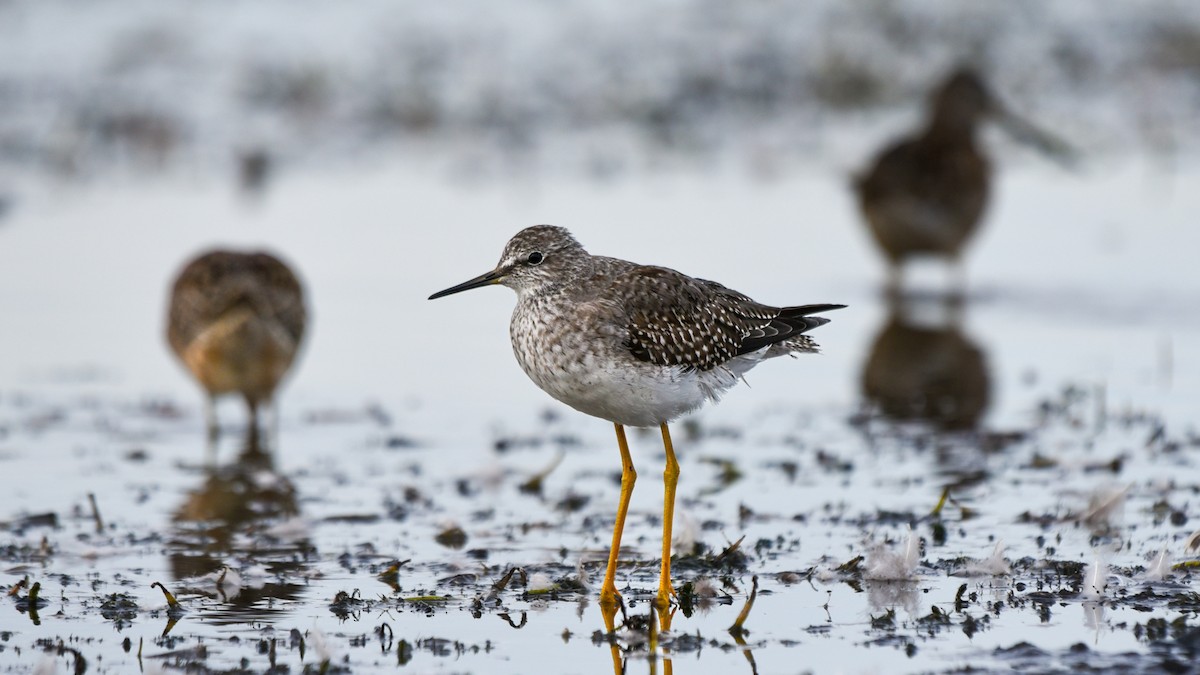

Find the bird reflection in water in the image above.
[
  {"left": 598, "top": 581, "right": 762, "bottom": 675},
  {"left": 600, "top": 600, "right": 681, "bottom": 675},
  {"left": 168, "top": 427, "right": 308, "bottom": 620},
  {"left": 861, "top": 294, "right": 990, "bottom": 432}
]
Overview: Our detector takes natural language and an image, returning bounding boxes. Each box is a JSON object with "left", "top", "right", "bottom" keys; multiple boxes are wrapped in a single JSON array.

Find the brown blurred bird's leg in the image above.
[
  {"left": 205, "top": 396, "right": 218, "bottom": 463},
  {"left": 246, "top": 414, "right": 263, "bottom": 454},
  {"left": 949, "top": 255, "right": 967, "bottom": 299},
  {"left": 601, "top": 423, "right": 637, "bottom": 609},
  {"left": 262, "top": 398, "right": 278, "bottom": 452},
  {"left": 656, "top": 423, "right": 680, "bottom": 610},
  {"left": 246, "top": 396, "right": 260, "bottom": 439},
  {"left": 886, "top": 262, "right": 903, "bottom": 299}
]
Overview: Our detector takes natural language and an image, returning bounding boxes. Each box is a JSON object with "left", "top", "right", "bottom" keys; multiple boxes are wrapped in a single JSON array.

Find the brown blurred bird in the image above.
[
  {"left": 855, "top": 68, "right": 1073, "bottom": 291},
  {"left": 167, "top": 250, "right": 307, "bottom": 446}
]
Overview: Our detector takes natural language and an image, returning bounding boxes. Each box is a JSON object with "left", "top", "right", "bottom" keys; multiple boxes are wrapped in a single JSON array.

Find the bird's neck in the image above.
[{"left": 923, "top": 113, "right": 981, "bottom": 146}]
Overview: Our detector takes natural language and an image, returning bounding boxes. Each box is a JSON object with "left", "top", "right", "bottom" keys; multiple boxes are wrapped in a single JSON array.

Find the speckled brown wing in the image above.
[
  {"left": 614, "top": 266, "right": 841, "bottom": 371},
  {"left": 167, "top": 251, "right": 306, "bottom": 356}
]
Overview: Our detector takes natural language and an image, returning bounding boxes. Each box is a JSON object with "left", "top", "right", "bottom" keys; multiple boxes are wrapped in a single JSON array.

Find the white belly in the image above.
[
  {"left": 528, "top": 355, "right": 719, "bottom": 427},
  {"left": 509, "top": 304, "right": 760, "bottom": 427}
]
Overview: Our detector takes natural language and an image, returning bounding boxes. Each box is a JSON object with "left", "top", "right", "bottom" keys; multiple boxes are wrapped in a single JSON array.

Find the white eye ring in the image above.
[{"left": 526, "top": 251, "right": 544, "bottom": 265}]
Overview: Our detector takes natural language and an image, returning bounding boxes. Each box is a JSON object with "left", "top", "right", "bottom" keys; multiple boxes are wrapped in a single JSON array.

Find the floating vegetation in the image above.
[
  {"left": 97, "top": 593, "right": 139, "bottom": 628},
  {"left": 434, "top": 525, "right": 468, "bottom": 550}
]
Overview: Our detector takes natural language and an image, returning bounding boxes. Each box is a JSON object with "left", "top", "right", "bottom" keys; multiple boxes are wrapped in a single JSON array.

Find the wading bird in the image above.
[
  {"left": 167, "top": 250, "right": 306, "bottom": 449},
  {"left": 855, "top": 67, "right": 1073, "bottom": 292},
  {"left": 429, "top": 225, "right": 842, "bottom": 612}
]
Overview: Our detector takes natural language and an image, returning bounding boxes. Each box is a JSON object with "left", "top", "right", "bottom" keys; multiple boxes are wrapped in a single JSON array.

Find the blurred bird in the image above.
[
  {"left": 167, "top": 250, "right": 307, "bottom": 448},
  {"left": 855, "top": 67, "right": 1073, "bottom": 292}
]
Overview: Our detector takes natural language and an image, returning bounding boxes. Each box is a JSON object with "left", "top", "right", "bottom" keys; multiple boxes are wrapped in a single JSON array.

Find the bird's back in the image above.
[
  {"left": 509, "top": 252, "right": 841, "bottom": 426},
  {"left": 857, "top": 133, "right": 990, "bottom": 262}
]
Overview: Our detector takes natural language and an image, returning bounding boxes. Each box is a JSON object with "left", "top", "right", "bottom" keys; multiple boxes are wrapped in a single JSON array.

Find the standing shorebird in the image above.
[
  {"left": 167, "top": 250, "right": 307, "bottom": 447},
  {"left": 855, "top": 68, "right": 1072, "bottom": 291},
  {"left": 429, "top": 225, "right": 842, "bottom": 611}
]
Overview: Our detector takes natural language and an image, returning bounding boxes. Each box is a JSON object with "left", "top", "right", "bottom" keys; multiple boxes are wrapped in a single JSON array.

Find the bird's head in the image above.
[{"left": 429, "top": 225, "right": 590, "bottom": 300}]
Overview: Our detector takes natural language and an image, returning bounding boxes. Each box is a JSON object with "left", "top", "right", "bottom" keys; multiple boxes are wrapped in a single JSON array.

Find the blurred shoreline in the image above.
[{"left": 1, "top": 1, "right": 1198, "bottom": 185}]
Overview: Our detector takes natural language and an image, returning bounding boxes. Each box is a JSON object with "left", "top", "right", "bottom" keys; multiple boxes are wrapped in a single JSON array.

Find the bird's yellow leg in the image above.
[
  {"left": 656, "top": 600, "right": 676, "bottom": 675},
  {"left": 601, "top": 600, "right": 623, "bottom": 675},
  {"left": 656, "top": 423, "right": 680, "bottom": 611},
  {"left": 600, "top": 423, "right": 637, "bottom": 610}
]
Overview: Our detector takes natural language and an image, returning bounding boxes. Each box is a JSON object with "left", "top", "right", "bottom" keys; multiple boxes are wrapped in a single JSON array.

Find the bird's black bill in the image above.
[
  {"left": 994, "top": 107, "right": 1079, "bottom": 168},
  {"left": 428, "top": 270, "right": 503, "bottom": 300}
]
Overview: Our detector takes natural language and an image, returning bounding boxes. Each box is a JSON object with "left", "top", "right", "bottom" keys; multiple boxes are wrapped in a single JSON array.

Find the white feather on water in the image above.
[
  {"left": 1140, "top": 543, "right": 1173, "bottom": 582},
  {"left": 1185, "top": 529, "right": 1200, "bottom": 554},
  {"left": 961, "top": 540, "right": 1011, "bottom": 577},
  {"left": 671, "top": 509, "right": 699, "bottom": 551},
  {"left": 1082, "top": 554, "right": 1109, "bottom": 600},
  {"left": 527, "top": 572, "right": 555, "bottom": 592},
  {"left": 1081, "top": 484, "right": 1132, "bottom": 530},
  {"left": 574, "top": 558, "right": 592, "bottom": 592},
  {"left": 310, "top": 626, "right": 333, "bottom": 665},
  {"left": 865, "top": 526, "right": 921, "bottom": 581}
]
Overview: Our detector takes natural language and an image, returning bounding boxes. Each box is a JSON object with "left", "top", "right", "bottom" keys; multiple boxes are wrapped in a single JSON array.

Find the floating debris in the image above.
[
  {"left": 574, "top": 558, "right": 592, "bottom": 594},
  {"left": 486, "top": 567, "right": 528, "bottom": 602},
  {"left": 961, "top": 541, "right": 1012, "bottom": 577},
  {"left": 6, "top": 577, "right": 28, "bottom": 597},
  {"left": 88, "top": 492, "right": 104, "bottom": 533},
  {"left": 151, "top": 581, "right": 185, "bottom": 616},
  {"left": 865, "top": 527, "right": 921, "bottom": 581},
  {"left": 435, "top": 524, "right": 468, "bottom": 549},
  {"left": 1082, "top": 555, "right": 1110, "bottom": 600},
  {"left": 1142, "top": 544, "right": 1173, "bottom": 582},
  {"left": 1185, "top": 529, "right": 1200, "bottom": 554},
  {"left": 329, "top": 589, "right": 368, "bottom": 618},
  {"left": 671, "top": 510, "right": 700, "bottom": 552},
  {"left": 377, "top": 559, "right": 410, "bottom": 590},
  {"left": 309, "top": 626, "right": 333, "bottom": 668},
  {"left": 98, "top": 592, "right": 139, "bottom": 627},
  {"left": 728, "top": 575, "right": 759, "bottom": 637},
  {"left": 518, "top": 450, "right": 564, "bottom": 495},
  {"left": 526, "top": 573, "right": 556, "bottom": 594},
  {"left": 1081, "top": 484, "right": 1133, "bottom": 530},
  {"left": 13, "top": 580, "right": 45, "bottom": 623}
]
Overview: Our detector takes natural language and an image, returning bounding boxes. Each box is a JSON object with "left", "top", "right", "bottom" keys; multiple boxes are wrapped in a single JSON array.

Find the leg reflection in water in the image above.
[{"left": 169, "top": 426, "right": 305, "bottom": 616}]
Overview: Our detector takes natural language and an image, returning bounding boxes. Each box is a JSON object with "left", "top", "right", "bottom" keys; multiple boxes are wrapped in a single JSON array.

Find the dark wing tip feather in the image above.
[
  {"left": 781, "top": 303, "right": 847, "bottom": 315},
  {"left": 781, "top": 304, "right": 846, "bottom": 329},
  {"left": 735, "top": 303, "right": 844, "bottom": 355}
]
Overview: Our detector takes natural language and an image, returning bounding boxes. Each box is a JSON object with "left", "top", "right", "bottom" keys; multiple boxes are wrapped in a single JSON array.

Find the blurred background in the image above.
[
  {"left": 2, "top": 3, "right": 1200, "bottom": 672},
  {"left": 1, "top": 0, "right": 1196, "bottom": 435},
  {"left": 2, "top": 0, "right": 1198, "bottom": 179}
]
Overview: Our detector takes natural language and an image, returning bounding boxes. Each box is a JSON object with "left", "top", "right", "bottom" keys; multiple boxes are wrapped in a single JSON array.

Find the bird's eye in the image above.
[{"left": 526, "top": 251, "right": 544, "bottom": 265}]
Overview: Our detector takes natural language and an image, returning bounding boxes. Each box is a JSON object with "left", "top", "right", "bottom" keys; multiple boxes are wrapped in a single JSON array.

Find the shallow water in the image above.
[{"left": 1, "top": 151, "right": 1199, "bottom": 674}]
